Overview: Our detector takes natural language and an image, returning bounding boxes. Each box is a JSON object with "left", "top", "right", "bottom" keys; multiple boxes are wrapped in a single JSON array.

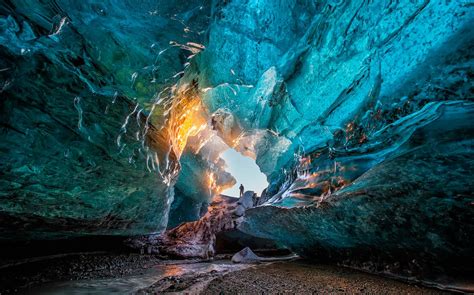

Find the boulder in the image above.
[
  {"left": 231, "top": 247, "right": 260, "bottom": 264},
  {"left": 238, "top": 191, "right": 255, "bottom": 209}
]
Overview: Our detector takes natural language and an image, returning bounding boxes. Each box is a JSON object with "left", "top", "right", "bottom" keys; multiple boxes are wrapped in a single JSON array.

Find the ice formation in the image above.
[{"left": 1, "top": 0, "right": 473, "bottom": 283}]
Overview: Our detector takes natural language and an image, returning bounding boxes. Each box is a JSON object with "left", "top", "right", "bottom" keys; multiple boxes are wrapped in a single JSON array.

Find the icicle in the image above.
[
  {"left": 73, "top": 96, "right": 84, "bottom": 132},
  {"left": 112, "top": 91, "right": 118, "bottom": 104},
  {"left": 120, "top": 103, "right": 139, "bottom": 134}
]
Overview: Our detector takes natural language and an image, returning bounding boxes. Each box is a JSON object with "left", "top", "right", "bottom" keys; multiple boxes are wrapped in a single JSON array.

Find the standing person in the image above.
[
  {"left": 211, "top": 116, "right": 217, "bottom": 130},
  {"left": 239, "top": 184, "right": 244, "bottom": 197}
]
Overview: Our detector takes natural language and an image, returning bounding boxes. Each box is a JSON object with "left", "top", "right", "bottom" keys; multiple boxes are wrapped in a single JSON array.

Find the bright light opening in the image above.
[{"left": 220, "top": 148, "right": 268, "bottom": 197}]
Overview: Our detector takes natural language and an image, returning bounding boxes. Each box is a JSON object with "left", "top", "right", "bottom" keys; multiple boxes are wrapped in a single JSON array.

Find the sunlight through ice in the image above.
[{"left": 220, "top": 148, "right": 268, "bottom": 197}]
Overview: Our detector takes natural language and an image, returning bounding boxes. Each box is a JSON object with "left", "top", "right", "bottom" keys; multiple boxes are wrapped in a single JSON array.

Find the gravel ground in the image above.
[
  {"left": 203, "top": 260, "right": 451, "bottom": 295},
  {"left": 0, "top": 255, "right": 461, "bottom": 294}
]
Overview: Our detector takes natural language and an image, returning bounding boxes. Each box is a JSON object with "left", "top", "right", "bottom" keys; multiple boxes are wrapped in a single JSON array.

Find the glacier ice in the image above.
[
  {"left": 239, "top": 101, "right": 474, "bottom": 278},
  {"left": 0, "top": 0, "right": 473, "bottom": 283},
  {"left": 196, "top": 0, "right": 474, "bottom": 280},
  {"left": 0, "top": 0, "right": 211, "bottom": 238}
]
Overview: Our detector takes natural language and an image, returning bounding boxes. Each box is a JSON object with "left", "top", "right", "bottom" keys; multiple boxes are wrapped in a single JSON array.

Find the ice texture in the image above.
[
  {"left": 1, "top": 0, "right": 473, "bottom": 281},
  {"left": 195, "top": 0, "right": 474, "bottom": 281},
  {"left": 0, "top": 0, "right": 211, "bottom": 238},
  {"left": 240, "top": 102, "right": 474, "bottom": 278}
]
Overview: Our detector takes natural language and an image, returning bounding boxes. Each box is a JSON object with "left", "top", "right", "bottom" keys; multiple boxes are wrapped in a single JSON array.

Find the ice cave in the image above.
[{"left": 0, "top": 0, "right": 473, "bottom": 293}]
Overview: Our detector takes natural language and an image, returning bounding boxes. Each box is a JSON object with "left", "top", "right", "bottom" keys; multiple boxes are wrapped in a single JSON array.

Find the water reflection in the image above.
[{"left": 27, "top": 261, "right": 250, "bottom": 295}]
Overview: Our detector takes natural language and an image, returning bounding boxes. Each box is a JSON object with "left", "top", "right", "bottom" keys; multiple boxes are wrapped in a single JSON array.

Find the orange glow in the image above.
[
  {"left": 359, "top": 133, "right": 368, "bottom": 143},
  {"left": 207, "top": 171, "right": 222, "bottom": 196},
  {"left": 162, "top": 265, "right": 185, "bottom": 277},
  {"left": 167, "top": 83, "right": 208, "bottom": 159},
  {"left": 208, "top": 171, "right": 217, "bottom": 192},
  {"left": 206, "top": 170, "right": 235, "bottom": 197}
]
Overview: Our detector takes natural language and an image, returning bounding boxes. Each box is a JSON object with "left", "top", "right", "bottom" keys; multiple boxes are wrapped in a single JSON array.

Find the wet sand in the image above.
[{"left": 203, "top": 261, "right": 450, "bottom": 294}]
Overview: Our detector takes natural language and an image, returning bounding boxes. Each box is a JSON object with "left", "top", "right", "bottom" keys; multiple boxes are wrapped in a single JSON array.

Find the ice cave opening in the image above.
[
  {"left": 1, "top": 0, "right": 473, "bottom": 293},
  {"left": 220, "top": 148, "right": 268, "bottom": 198}
]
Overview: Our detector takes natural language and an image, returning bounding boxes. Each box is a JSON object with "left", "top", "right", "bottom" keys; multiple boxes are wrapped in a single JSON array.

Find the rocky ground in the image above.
[
  {"left": 0, "top": 254, "right": 461, "bottom": 294},
  {"left": 203, "top": 261, "right": 452, "bottom": 295},
  {"left": 139, "top": 260, "right": 454, "bottom": 294}
]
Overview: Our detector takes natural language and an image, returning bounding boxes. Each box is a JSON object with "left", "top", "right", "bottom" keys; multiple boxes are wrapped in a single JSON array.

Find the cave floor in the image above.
[
  {"left": 0, "top": 253, "right": 457, "bottom": 294},
  {"left": 204, "top": 261, "right": 450, "bottom": 295}
]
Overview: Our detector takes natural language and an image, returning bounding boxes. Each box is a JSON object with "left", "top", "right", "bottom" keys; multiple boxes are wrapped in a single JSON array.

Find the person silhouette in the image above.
[
  {"left": 211, "top": 116, "right": 217, "bottom": 130},
  {"left": 239, "top": 184, "right": 244, "bottom": 197}
]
